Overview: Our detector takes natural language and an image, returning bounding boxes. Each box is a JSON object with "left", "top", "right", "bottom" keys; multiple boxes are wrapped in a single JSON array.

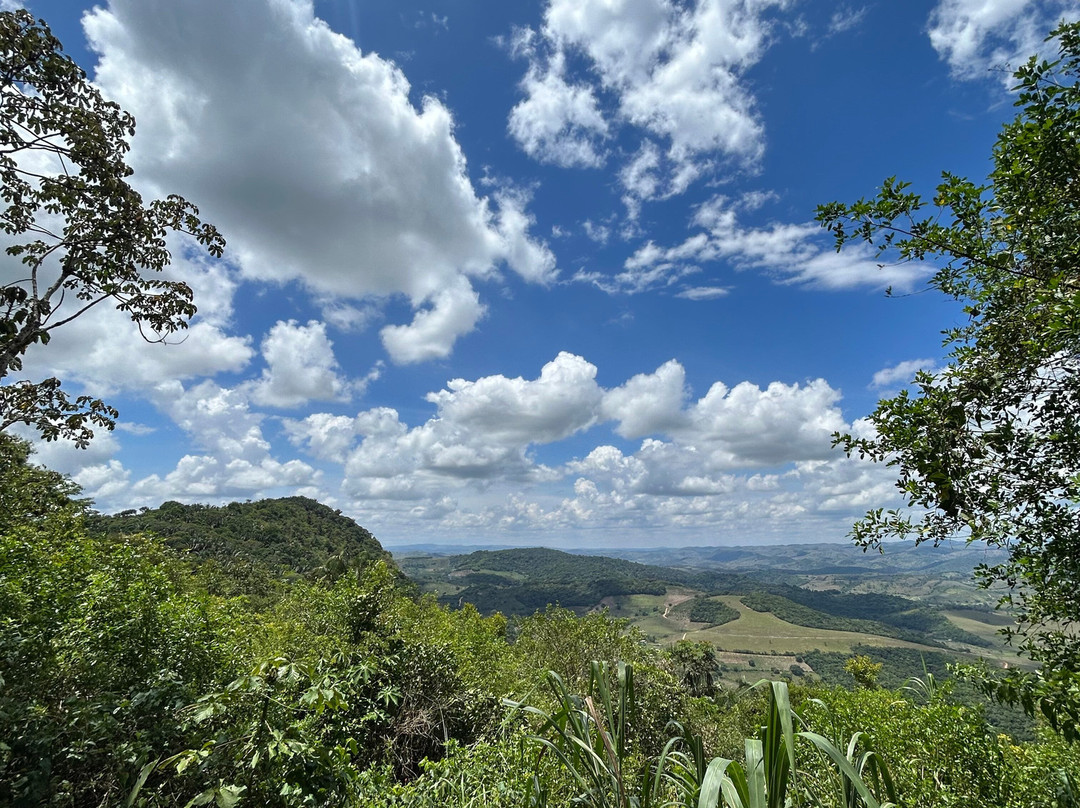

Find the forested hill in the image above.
[
  {"left": 88, "top": 496, "right": 393, "bottom": 574},
  {"left": 456, "top": 546, "right": 712, "bottom": 586}
]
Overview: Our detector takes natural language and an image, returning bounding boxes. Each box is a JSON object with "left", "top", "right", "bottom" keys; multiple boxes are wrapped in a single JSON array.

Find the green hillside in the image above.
[
  {"left": 88, "top": 496, "right": 394, "bottom": 574},
  {"left": 740, "top": 589, "right": 990, "bottom": 649}
]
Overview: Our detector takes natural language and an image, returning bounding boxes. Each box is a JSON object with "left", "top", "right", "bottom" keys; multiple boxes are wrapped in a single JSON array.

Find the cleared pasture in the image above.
[{"left": 629, "top": 595, "right": 947, "bottom": 656}]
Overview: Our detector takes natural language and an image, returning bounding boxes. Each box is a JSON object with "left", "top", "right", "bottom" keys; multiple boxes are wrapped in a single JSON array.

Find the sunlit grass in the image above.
[{"left": 634, "top": 597, "right": 946, "bottom": 656}]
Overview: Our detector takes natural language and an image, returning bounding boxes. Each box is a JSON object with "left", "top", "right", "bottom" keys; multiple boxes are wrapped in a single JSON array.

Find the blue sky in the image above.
[{"left": 10, "top": 0, "right": 1077, "bottom": 547}]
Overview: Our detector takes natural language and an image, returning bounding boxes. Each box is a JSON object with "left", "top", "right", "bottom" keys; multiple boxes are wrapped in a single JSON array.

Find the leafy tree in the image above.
[
  {"left": 817, "top": 22, "right": 1080, "bottom": 737},
  {"left": 686, "top": 597, "right": 740, "bottom": 628},
  {"left": 668, "top": 640, "right": 718, "bottom": 698},
  {"left": 843, "top": 655, "right": 882, "bottom": 691},
  {"left": 804, "top": 686, "right": 1002, "bottom": 807},
  {"left": 0, "top": 10, "right": 223, "bottom": 446},
  {"left": 0, "top": 432, "right": 83, "bottom": 530}
]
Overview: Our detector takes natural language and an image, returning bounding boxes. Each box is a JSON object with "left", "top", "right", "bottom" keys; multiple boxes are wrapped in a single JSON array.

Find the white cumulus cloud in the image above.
[
  {"left": 511, "top": 0, "right": 791, "bottom": 204},
  {"left": 249, "top": 320, "right": 354, "bottom": 408},
  {"left": 508, "top": 50, "right": 610, "bottom": 167},
  {"left": 83, "top": 0, "right": 555, "bottom": 364}
]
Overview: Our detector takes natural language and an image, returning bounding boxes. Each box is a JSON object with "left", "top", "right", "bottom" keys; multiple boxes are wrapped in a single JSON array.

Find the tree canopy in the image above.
[
  {"left": 0, "top": 10, "right": 223, "bottom": 446},
  {"left": 817, "top": 22, "right": 1080, "bottom": 736},
  {"left": 87, "top": 495, "right": 395, "bottom": 575}
]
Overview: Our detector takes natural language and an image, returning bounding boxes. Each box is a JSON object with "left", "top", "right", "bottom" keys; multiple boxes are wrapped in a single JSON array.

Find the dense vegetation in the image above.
[
  {"left": 89, "top": 497, "right": 394, "bottom": 575},
  {"left": 3, "top": 433, "right": 1080, "bottom": 806},
  {"left": 684, "top": 597, "right": 740, "bottom": 627},
  {"left": 803, "top": 645, "right": 1037, "bottom": 741}
]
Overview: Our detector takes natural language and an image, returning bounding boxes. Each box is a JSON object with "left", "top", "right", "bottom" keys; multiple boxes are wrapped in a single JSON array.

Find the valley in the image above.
[{"left": 395, "top": 541, "right": 1026, "bottom": 690}]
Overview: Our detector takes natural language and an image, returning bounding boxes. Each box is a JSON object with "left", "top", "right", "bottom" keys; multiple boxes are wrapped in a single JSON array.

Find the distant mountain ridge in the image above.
[
  {"left": 599, "top": 541, "right": 1009, "bottom": 576},
  {"left": 391, "top": 541, "right": 1007, "bottom": 577},
  {"left": 88, "top": 496, "right": 393, "bottom": 574}
]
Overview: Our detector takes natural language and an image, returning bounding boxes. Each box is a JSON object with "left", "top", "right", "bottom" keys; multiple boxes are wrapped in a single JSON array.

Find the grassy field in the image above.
[
  {"left": 628, "top": 595, "right": 948, "bottom": 656},
  {"left": 603, "top": 590, "right": 695, "bottom": 621},
  {"left": 941, "top": 608, "right": 1042, "bottom": 668}
]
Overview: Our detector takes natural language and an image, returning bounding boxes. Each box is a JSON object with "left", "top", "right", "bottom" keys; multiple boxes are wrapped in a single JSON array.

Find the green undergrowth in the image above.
[{"left": 2, "top": 434, "right": 1079, "bottom": 807}]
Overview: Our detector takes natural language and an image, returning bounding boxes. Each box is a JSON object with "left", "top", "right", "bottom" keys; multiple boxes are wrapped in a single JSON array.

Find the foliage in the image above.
[
  {"left": 346, "top": 739, "right": 536, "bottom": 808},
  {"left": 0, "top": 517, "right": 243, "bottom": 806},
  {"left": 817, "top": 21, "right": 1080, "bottom": 737},
  {"left": 0, "top": 10, "right": 223, "bottom": 445},
  {"left": 456, "top": 548, "right": 676, "bottom": 585},
  {"left": 5, "top": 429, "right": 1080, "bottom": 806},
  {"left": 514, "top": 671, "right": 899, "bottom": 808},
  {"left": 994, "top": 729, "right": 1080, "bottom": 808},
  {"left": 451, "top": 578, "right": 664, "bottom": 616},
  {"left": 668, "top": 640, "right": 719, "bottom": 698},
  {"left": 509, "top": 662, "right": 643, "bottom": 808},
  {"left": 804, "top": 685, "right": 1014, "bottom": 807},
  {"left": 804, "top": 645, "right": 1036, "bottom": 740},
  {"left": 429, "top": 548, "right": 673, "bottom": 616},
  {"left": 686, "top": 597, "right": 740, "bottom": 627},
  {"left": 512, "top": 606, "right": 654, "bottom": 694},
  {"left": 699, "top": 680, "right": 898, "bottom": 808},
  {"left": 844, "top": 656, "right": 883, "bottom": 690},
  {"left": 411, "top": 547, "right": 981, "bottom": 651},
  {"left": 741, "top": 588, "right": 987, "bottom": 648},
  {"left": 0, "top": 432, "right": 83, "bottom": 530},
  {"left": 88, "top": 496, "right": 395, "bottom": 576}
]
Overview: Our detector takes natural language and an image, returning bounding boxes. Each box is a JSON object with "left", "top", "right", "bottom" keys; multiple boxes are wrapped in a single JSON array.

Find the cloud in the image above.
[
  {"left": 73, "top": 460, "right": 132, "bottom": 502},
  {"left": 582, "top": 219, "right": 612, "bottom": 245},
  {"left": 152, "top": 380, "right": 270, "bottom": 462},
  {"left": 283, "top": 412, "right": 363, "bottom": 463},
  {"left": 110, "top": 378, "right": 322, "bottom": 502},
  {"left": 132, "top": 453, "right": 317, "bottom": 501},
  {"left": 248, "top": 320, "right": 354, "bottom": 408},
  {"left": 54, "top": 349, "right": 900, "bottom": 544},
  {"left": 827, "top": 5, "right": 868, "bottom": 36},
  {"left": 676, "top": 285, "right": 731, "bottom": 300},
  {"left": 333, "top": 356, "right": 846, "bottom": 507},
  {"left": 426, "top": 352, "right": 603, "bottom": 446},
  {"left": 510, "top": 0, "right": 791, "bottom": 203},
  {"left": 19, "top": 288, "right": 254, "bottom": 397},
  {"left": 601, "top": 359, "right": 689, "bottom": 438},
  {"left": 600, "top": 362, "right": 849, "bottom": 468},
  {"left": 598, "top": 195, "right": 931, "bottom": 295},
  {"left": 927, "top": 0, "right": 1077, "bottom": 81},
  {"left": 870, "top": 358, "right": 939, "bottom": 390},
  {"left": 492, "top": 189, "right": 560, "bottom": 285},
  {"left": 684, "top": 377, "right": 846, "bottom": 467},
  {"left": 331, "top": 352, "right": 605, "bottom": 498},
  {"left": 83, "top": 0, "right": 554, "bottom": 363},
  {"left": 379, "top": 277, "right": 486, "bottom": 363},
  {"left": 23, "top": 427, "right": 123, "bottom": 477},
  {"left": 508, "top": 50, "right": 610, "bottom": 167},
  {"left": 304, "top": 355, "right": 847, "bottom": 510}
]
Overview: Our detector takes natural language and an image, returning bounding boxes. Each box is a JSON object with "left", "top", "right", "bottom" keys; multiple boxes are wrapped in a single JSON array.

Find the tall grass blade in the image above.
[{"left": 798, "top": 731, "right": 896, "bottom": 808}]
